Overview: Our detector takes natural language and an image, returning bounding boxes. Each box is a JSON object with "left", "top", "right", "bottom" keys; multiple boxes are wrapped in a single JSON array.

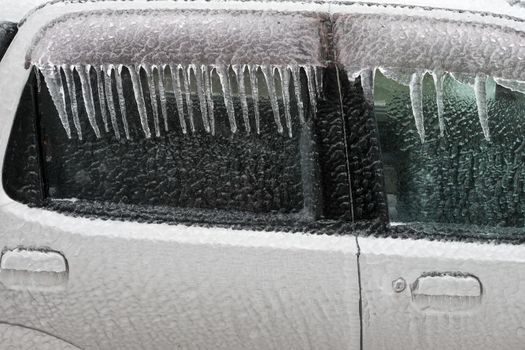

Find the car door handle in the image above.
[
  {"left": 0, "top": 248, "right": 68, "bottom": 292},
  {"left": 411, "top": 272, "right": 482, "bottom": 312}
]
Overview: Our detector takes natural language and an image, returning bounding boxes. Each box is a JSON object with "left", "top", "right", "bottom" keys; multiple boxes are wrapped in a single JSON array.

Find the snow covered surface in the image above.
[
  {"left": 359, "top": 235, "right": 525, "bottom": 349},
  {"left": 1, "top": 0, "right": 525, "bottom": 348}
]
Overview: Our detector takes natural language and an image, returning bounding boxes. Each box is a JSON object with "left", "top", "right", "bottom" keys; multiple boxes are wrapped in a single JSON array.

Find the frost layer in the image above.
[
  {"left": 29, "top": 10, "right": 325, "bottom": 139},
  {"left": 335, "top": 13, "right": 525, "bottom": 142}
]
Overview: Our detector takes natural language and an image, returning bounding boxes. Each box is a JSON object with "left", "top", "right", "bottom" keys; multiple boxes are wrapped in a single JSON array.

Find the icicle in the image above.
[
  {"left": 192, "top": 65, "right": 210, "bottom": 133},
  {"left": 34, "top": 66, "right": 42, "bottom": 94},
  {"left": 216, "top": 64, "right": 237, "bottom": 133},
  {"left": 474, "top": 73, "right": 490, "bottom": 141},
  {"left": 182, "top": 65, "right": 195, "bottom": 133},
  {"left": 169, "top": 64, "right": 187, "bottom": 134},
  {"left": 278, "top": 66, "right": 293, "bottom": 137},
  {"left": 103, "top": 65, "right": 121, "bottom": 140},
  {"left": 143, "top": 65, "right": 160, "bottom": 137},
  {"left": 115, "top": 65, "right": 130, "bottom": 139},
  {"left": 409, "top": 71, "right": 425, "bottom": 143},
  {"left": 359, "top": 69, "right": 375, "bottom": 106},
  {"left": 129, "top": 65, "right": 151, "bottom": 138},
  {"left": 204, "top": 66, "right": 215, "bottom": 135},
  {"left": 40, "top": 65, "right": 71, "bottom": 138},
  {"left": 248, "top": 64, "right": 261, "bottom": 134},
  {"left": 314, "top": 67, "right": 323, "bottom": 98},
  {"left": 62, "top": 64, "right": 82, "bottom": 140},
  {"left": 291, "top": 65, "right": 305, "bottom": 124},
  {"left": 261, "top": 65, "right": 282, "bottom": 134},
  {"left": 95, "top": 66, "right": 109, "bottom": 133},
  {"left": 304, "top": 65, "right": 317, "bottom": 116},
  {"left": 76, "top": 65, "right": 101, "bottom": 138},
  {"left": 233, "top": 64, "right": 250, "bottom": 133},
  {"left": 432, "top": 70, "right": 446, "bottom": 137},
  {"left": 157, "top": 65, "right": 169, "bottom": 132}
]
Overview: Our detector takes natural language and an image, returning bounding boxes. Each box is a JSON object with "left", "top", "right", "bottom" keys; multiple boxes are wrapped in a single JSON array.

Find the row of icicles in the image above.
[
  {"left": 38, "top": 63, "right": 323, "bottom": 140},
  {"left": 357, "top": 68, "right": 504, "bottom": 143}
]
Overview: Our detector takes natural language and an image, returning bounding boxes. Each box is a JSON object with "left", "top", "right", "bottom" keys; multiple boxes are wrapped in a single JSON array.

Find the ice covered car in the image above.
[{"left": 0, "top": 0, "right": 524, "bottom": 349}]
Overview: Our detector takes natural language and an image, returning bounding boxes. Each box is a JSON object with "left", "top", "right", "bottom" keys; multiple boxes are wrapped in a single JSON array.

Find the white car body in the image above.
[{"left": 0, "top": 0, "right": 524, "bottom": 349}]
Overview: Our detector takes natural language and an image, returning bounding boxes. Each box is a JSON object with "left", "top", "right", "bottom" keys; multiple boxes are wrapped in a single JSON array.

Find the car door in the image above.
[
  {"left": 0, "top": 1, "right": 363, "bottom": 349},
  {"left": 339, "top": 3, "right": 525, "bottom": 349}
]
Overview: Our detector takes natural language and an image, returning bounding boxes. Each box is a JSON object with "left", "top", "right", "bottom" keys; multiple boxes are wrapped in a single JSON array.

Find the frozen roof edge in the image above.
[{"left": 15, "top": 0, "right": 525, "bottom": 25}]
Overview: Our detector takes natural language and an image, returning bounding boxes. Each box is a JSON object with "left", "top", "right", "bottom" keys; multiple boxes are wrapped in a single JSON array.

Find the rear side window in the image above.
[
  {"left": 0, "top": 22, "right": 17, "bottom": 61},
  {"left": 375, "top": 70, "right": 525, "bottom": 236}
]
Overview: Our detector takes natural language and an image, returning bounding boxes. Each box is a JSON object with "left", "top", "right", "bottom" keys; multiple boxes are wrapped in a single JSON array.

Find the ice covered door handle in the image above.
[
  {"left": 411, "top": 272, "right": 482, "bottom": 312},
  {"left": 0, "top": 248, "right": 68, "bottom": 292}
]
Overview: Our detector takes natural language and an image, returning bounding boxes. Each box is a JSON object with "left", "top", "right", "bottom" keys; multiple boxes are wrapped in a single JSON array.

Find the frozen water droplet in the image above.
[
  {"left": 277, "top": 66, "right": 293, "bottom": 137},
  {"left": 432, "top": 70, "right": 446, "bottom": 137},
  {"left": 291, "top": 65, "right": 305, "bottom": 124},
  {"left": 62, "top": 64, "right": 82, "bottom": 140},
  {"left": 157, "top": 65, "right": 169, "bottom": 132},
  {"left": 248, "top": 64, "right": 261, "bottom": 134},
  {"left": 169, "top": 64, "right": 187, "bottom": 134},
  {"left": 76, "top": 64, "right": 101, "bottom": 138},
  {"left": 261, "top": 65, "right": 282, "bottom": 133},
  {"left": 233, "top": 64, "right": 250, "bottom": 134},
  {"left": 129, "top": 65, "right": 151, "bottom": 138},
  {"left": 474, "top": 73, "right": 491, "bottom": 141},
  {"left": 95, "top": 65, "right": 109, "bottom": 133},
  {"left": 103, "top": 65, "right": 121, "bottom": 140},
  {"left": 115, "top": 65, "right": 130, "bottom": 139},
  {"left": 216, "top": 64, "right": 237, "bottom": 133},
  {"left": 182, "top": 65, "right": 196, "bottom": 133},
  {"left": 143, "top": 65, "right": 161, "bottom": 137},
  {"left": 40, "top": 65, "right": 71, "bottom": 138},
  {"left": 409, "top": 71, "right": 425, "bottom": 143}
]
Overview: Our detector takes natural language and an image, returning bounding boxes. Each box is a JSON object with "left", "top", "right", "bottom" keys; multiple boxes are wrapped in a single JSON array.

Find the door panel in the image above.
[
  {"left": 0, "top": 204, "right": 360, "bottom": 350},
  {"left": 359, "top": 236, "right": 525, "bottom": 350}
]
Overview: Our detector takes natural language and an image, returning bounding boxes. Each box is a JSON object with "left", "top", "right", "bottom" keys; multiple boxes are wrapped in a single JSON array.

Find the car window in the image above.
[
  {"left": 375, "top": 70, "right": 525, "bottom": 235},
  {"left": 4, "top": 61, "right": 385, "bottom": 232},
  {"left": 0, "top": 22, "right": 17, "bottom": 62}
]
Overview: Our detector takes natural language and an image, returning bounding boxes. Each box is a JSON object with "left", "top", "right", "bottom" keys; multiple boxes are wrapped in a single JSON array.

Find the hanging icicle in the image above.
[
  {"left": 277, "top": 66, "right": 293, "bottom": 137},
  {"left": 181, "top": 65, "right": 196, "bottom": 133},
  {"left": 409, "top": 71, "right": 425, "bottom": 143},
  {"left": 204, "top": 66, "right": 215, "bottom": 135},
  {"left": 103, "top": 65, "right": 121, "bottom": 140},
  {"left": 95, "top": 65, "right": 109, "bottom": 133},
  {"left": 291, "top": 65, "right": 305, "bottom": 124},
  {"left": 233, "top": 64, "right": 251, "bottom": 134},
  {"left": 115, "top": 65, "right": 130, "bottom": 139},
  {"left": 192, "top": 65, "right": 211, "bottom": 133},
  {"left": 304, "top": 65, "right": 317, "bottom": 116},
  {"left": 359, "top": 69, "right": 375, "bottom": 106},
  {"left": 41, "top": 65, "right": 71, "bottom": 138},
  {"left": 168, "top": 64, "right": 187, "bottom": 134},
  {"left": 261, "top": 65, "right": 282, "bottom": 134},
  {"left": 216, "top": 64, "right": 237, "bottom": 133},
  {"left": 474, "top": 73, "right": 490, "bottom": 141},
  {"left": 62, "top": 64, "right": 82, "bottom": 140},
  {"left": 248, "top": 64, "right": 261, "bottom": 134},
  {"left": 157, "top": 65, "right": 169, "bottom": 132},
  {"left": 129, "top": 65, "right": 151, "bottom": 138},
  {"left": 77, "top": 65, "right": 101, "bottom": 138},
  {"left": 432, "top": 70, "right": 446, "bottom": 137},
  {"left": 142, "top": 64, "right": 161, "bottom": 137}
]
